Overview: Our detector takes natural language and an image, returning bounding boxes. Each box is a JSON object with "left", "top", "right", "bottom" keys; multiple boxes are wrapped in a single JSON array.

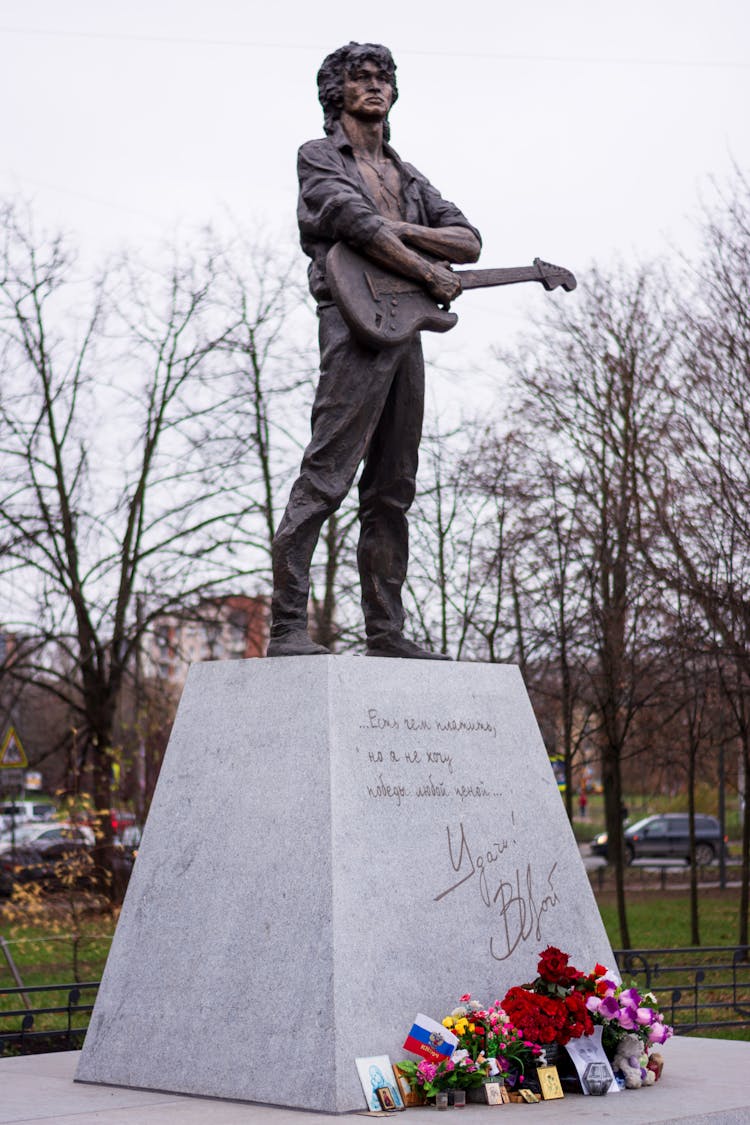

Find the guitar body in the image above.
[
  {"left": 326, "top": 242, "right": 577, "bottom": 349},
  {"left": 326, "top": 242, "right": 458, "bottom": 349}
]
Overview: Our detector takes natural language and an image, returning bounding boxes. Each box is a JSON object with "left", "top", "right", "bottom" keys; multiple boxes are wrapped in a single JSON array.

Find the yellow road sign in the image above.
[{"left": 0, "top": 727, "right": 28, "bottom": 769}]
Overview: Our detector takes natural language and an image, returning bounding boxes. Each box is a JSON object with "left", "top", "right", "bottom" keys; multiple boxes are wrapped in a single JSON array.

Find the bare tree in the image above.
[
  {"left": 511, "top": 460, "right": 597, "bottom": 820},
  {"left": 0, "top": 203, "right": 311, "bottom": 889},
  {"left": 638, "top": 171, "right": 750, "bottom": 944},
  {"left": 404, "top": 420, "right": 527, "bottom": 663},
  {"left": 503, "top": 262, "right": 676, "bottom": 946}
]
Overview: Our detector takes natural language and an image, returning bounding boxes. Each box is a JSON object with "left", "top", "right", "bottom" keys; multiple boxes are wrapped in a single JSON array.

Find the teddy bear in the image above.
[{"left": 612, "top": 1033, "right": 656, "bottom": 1089}]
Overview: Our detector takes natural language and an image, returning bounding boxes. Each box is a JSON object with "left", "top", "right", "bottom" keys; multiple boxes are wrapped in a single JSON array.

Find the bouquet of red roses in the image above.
[{"left": 500, "top": 946, "right": 595, "bottom": 1047}]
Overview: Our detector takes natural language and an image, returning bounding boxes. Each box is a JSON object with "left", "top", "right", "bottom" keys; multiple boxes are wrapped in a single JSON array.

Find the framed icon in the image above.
[
  {"left": 355, "top": 1055, "right": 404, "bottom": 1112},
  {"left": 376, "top": 1085, "right": 397, "bottom": 1110},
  {"left": 484, "top": 1082, "right": 505, "bottom": 1104},
  {"left": 537, "top": 1064, "right": 564, "bottom": 1100}
]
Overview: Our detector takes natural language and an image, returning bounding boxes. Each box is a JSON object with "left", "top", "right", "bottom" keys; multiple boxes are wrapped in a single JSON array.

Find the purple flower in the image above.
[{"left": 598, "top": 995, "right": 621, "bottom": 1020}]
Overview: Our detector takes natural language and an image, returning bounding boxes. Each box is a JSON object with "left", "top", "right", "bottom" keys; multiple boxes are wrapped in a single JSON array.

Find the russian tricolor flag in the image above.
[{"left": 403, "top": 1013, "right": 459, "bottom": 1063}]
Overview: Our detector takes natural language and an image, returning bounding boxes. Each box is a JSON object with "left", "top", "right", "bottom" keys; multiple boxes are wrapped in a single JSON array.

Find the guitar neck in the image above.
[{"left": 455, "top": 266, "right": 544, "bottom": 290}]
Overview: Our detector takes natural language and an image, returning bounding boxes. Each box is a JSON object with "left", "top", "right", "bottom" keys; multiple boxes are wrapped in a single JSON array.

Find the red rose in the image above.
[{"left": 537, "top": 946, "right": 570, "bottom": 984}]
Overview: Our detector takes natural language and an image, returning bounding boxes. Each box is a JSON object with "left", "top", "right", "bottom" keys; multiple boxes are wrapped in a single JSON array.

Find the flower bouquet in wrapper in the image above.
[
  {"left": 586, "top": 964, "right": 672, "bottom": 1083},
  {"left": 399, "top": 994, "right": 541, "bottom": 1098},
  {"left": 442, "top": 993, "right": 543, "bottom": 1089},
  {"left": 398, "top": 1010, "right": 489, "bottom": 1097},
  {"left": 500, "top": 946, "right": 596, "bottom": 1048}
]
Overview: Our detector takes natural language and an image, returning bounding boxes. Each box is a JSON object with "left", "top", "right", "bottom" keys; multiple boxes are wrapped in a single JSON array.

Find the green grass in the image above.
[
  {"left": 597, "top": 892, "right": 742, "bottom": 948},
  {"left": 1, "top": 896, "right": 115, "bottom": 1047},
  {"left": 597, "top": 890, "right": 750, "bottom": 1041}
]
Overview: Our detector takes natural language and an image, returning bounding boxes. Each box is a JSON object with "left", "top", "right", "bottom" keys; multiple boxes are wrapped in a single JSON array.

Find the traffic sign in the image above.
[
  {"left": 0, "top": 728, "right": 28, "bottom": 769},
  {"left": 0, "top": 769, "right": 24, "bottom": 789}
]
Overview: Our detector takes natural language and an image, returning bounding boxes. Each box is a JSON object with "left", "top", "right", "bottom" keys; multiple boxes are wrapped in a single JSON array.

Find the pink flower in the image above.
[
  {"left": 460, "top": 993, "right": 472, "bottom": 1003},
  {"left": 598, "top": 995, "right": 621, "bottom": 1020},
  {"left": 636, "top": 1007, "right": 654, "bottom": 1026},
  {"left": 417, "top": 1061, "right": 437, "bottom": 1082},
  {"left": 648, "top": 1021, "right": 672, "bottom": 1045}
]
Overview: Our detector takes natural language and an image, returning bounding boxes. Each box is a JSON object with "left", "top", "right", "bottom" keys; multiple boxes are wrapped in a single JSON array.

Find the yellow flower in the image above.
[
  {"left": 468, "top": 1023, "right": 475, "bottom": 1033},
  {"left": 455, "top": 1018, "right": 469, "bottom": 1034},
  {"left": 442, "top": 1018, "right": 454, "bottom": 1029}
]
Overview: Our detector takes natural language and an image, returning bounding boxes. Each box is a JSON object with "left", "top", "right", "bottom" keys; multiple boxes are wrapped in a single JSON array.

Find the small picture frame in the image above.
[
  {"left": 355, "top": 1056, "right": 405, "bottom": 1113},
  {"left": 376, "top": 1086, "right": 397, "bottom": 1111},
  {"left": 537, "top": 1064, "right": 564, "bottom": 1100},
  {"left": 483, "top": 1082, "right": 505, "bottom": 1105},
  {"left": 393, "top": 1063, "right": 424, "bottom": 1107}
]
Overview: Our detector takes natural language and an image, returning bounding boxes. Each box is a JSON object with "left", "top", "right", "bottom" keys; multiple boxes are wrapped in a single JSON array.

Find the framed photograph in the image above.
[
  {"left": 355, "top": 1056, "right": 404, "bottom": 1112},
  {"left": 537, "top": 1065, "right": 564, "bottom": 1100},
  {"left": 393, "top": 1063, "right": 424, "bottom": 1107},
  {"left": 563, "top": 1027, "right": 619, "bottom": 1095}
]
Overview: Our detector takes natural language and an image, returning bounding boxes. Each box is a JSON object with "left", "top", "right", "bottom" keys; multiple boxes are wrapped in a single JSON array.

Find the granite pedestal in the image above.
[{"left": 76, "top": 657, "right": 613, "bottom": 1113}]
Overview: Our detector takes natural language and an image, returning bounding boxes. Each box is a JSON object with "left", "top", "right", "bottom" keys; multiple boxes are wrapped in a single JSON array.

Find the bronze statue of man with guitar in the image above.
[{"left": 267, "top": 42, "right": 575, "bottom": 659}]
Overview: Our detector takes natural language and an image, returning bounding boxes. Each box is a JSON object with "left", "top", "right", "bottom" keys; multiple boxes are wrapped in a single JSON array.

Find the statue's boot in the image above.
[
  {"left": 266, "top": 630, "right": 331, "bottom": 657},
  {"left": 365, "top": 635, "right": 451, "bottom": 660}
]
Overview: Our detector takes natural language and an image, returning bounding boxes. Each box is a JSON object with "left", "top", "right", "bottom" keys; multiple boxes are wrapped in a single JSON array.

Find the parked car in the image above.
[
  {"left": 590, "top": 813, "right": 728, "bottom": 865},
  {"left": 0, "top": 821, "right": 95, "bottom": 853},
  {"left": 0, "top": 824, "right": 96, "bottom": 895},
  {"left": 0, "top": 800, "right": 56, "bottom": 831}
]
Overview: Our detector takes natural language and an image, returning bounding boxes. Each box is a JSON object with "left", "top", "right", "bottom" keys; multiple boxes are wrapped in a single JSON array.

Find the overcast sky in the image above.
[{"left": 2, "top": 0, "right": 749, "bottom": 381}]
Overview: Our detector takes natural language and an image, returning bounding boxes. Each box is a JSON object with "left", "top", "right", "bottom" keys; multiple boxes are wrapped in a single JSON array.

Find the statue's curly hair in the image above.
[{"left": 317, "top": 42, "right": 398, "bottom": 141}]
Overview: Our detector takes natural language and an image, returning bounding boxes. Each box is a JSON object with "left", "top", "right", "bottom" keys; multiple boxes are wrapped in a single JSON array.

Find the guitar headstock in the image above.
[{"left": 533, "top": 258, "right": 577, "bottom": 292}]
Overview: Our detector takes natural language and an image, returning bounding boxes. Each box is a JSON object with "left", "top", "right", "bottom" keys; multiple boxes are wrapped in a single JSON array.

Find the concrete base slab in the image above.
[{"left": 3, "top": 1039, "right": 750, "bottom": 1123}]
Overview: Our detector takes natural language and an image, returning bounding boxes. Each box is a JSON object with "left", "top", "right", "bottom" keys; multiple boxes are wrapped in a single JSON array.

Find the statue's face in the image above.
[{"left": 342, "top": 59, "right": 393, "bottom": 121}]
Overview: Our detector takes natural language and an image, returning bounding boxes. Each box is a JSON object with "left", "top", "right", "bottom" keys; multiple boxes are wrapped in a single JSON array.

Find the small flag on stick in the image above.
[{"left": 403, "top": 1013, "right": 458, "bottom": 1063}]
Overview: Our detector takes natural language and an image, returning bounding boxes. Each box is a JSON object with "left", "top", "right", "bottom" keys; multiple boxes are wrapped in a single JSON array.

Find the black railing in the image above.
[
  {"left": 0, "top": 981, "right": 99, "bottom": 1056},
  {"left": 2, "top": 949, "right": 749, "bottom": 1054},
  {"left": 614, "top": 946, "right": 750, "bottom": 1034}
]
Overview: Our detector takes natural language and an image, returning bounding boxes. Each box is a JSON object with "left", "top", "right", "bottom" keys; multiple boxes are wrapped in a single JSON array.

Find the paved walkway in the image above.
[{"left": 1, "top": 1037, "right": 749, "bottom": 1123}]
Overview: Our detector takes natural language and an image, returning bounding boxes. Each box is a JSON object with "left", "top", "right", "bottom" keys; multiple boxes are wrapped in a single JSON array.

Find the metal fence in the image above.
[
  {"left": 1, "top": 947, "right": 748, "bottom": 1055},
  {"left": 0, "top": 981, "right": 99, "bottom": 1056},
  {"left": 614, "top": 945, "right": 750, "bottom": 1034}
]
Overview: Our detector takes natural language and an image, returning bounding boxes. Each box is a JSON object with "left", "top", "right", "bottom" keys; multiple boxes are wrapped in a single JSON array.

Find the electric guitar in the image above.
[{"left": 326, "top": 241, "right": 577, "bottom": 349}]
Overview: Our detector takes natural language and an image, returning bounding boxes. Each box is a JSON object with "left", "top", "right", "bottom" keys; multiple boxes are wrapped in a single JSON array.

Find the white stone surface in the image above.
[
  {"left": 76, "top": 657, "right": 614, "bottom": 1113},
  {"left": 8, "top": 1040, "right": 750, "bottom": 1124}
]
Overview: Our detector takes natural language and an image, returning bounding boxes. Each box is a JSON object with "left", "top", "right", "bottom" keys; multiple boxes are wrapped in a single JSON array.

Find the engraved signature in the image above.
[{"left": 434, "top": 822, "right": 560, "bottom": 961}]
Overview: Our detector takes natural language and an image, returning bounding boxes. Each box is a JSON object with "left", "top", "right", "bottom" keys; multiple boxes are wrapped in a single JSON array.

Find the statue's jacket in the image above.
[{"left": 297, "top": 121, "right": 481, "bottom": 305}]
